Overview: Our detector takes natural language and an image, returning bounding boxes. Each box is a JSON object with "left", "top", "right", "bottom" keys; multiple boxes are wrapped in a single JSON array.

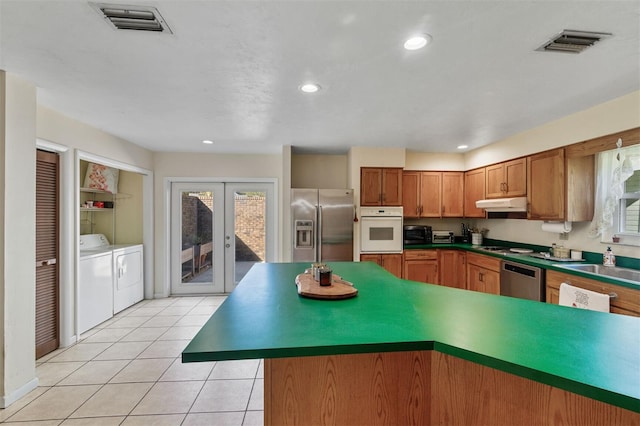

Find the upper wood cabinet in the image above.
[
  {"left": 402, "top": 171, "right": 463, "bottom": 218},
  {"left": 486, "top": 158, "right": 526, "bottom": 199},
  {"left": 464, "top": 168, "right": 486, "bottom": 218},
  {"left": 402, "top": 171, "right": 421, "bottom": 217},
  {"left": 527, "top": 148, "right": 565, "bottom": 220},
  {"left": 442, "top": 172, "right": 464, "bottom": 217},
  {"left": 361, "top": 167, "right": 403, "bottom": 206},
  {"left": 565, "top": 154, "right": 595, "bottom": 222}
]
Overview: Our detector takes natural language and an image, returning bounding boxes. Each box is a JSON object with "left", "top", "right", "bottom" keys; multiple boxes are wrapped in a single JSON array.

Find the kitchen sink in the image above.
[{"left": 553, "top": 263, "right": 640, "bottom": 283}]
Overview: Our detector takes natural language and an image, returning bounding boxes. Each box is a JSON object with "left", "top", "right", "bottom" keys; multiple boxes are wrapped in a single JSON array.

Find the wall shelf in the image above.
[{"left": 80, "top": 187, "right": 130, "bottom": 199}]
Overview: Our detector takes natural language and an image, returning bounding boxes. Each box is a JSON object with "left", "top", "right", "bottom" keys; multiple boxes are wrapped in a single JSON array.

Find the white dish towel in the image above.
[{"left": 559, "top": 282, "right": 610, "bottom": 312}]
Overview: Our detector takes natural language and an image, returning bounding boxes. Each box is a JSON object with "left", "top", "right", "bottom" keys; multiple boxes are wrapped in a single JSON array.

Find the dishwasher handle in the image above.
[{"left": 503, "top": 262, "right": 538, "bottom": 278}]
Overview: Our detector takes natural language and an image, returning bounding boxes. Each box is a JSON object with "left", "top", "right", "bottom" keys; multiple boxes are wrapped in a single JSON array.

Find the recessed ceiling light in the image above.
[
  {"left": 457, "top": 145, "right": 469, "bottom": 150},
  {"left": 404, "top": 34, "right": 432, "bottom": 50},
  {"left": 202, "top": 140, "right": 214, "bottom": 144},
  {"left": 299, "top": 83, "right": 320, "bottom": 93}
]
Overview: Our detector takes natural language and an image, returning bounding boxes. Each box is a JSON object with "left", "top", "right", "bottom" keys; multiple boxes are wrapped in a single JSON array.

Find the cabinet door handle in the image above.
[{"left": 479, "top": 272, "right": 484, "bottom": 282}]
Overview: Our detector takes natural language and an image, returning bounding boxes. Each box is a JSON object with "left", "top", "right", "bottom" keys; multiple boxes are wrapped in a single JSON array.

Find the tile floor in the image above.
[{"left": 1, "top": 296, "right": 264, "bottom": 425}]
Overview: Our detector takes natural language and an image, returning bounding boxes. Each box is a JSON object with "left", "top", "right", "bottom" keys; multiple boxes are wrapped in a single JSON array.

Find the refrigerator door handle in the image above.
[{"left": 317, "top": 205, "right": 322, "bottom": 262}]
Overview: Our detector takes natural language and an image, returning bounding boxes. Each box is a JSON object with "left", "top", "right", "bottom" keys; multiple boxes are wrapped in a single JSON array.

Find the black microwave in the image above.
[{"left": 403, "top": 225, "right": 432, "bottom": 245}]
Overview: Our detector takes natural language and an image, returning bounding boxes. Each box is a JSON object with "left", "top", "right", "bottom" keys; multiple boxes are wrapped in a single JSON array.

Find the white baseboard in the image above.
[{"left": 1, "top": 377, "right": 39, "bottom": 408}]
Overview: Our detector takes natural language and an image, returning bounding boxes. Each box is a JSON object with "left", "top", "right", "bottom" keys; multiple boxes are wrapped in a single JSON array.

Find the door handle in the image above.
[{"left": 36, "top": 258, "right": 57, "bottom": 268}]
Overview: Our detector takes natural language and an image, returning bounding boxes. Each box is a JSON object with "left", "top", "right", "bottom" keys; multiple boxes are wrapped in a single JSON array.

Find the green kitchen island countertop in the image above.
[{"left": 182, "top": 261, "right": 640, "bottom": 413}]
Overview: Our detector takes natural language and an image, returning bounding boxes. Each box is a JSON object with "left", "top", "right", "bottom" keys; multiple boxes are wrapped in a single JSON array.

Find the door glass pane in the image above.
[
  {"left": 181, "top": 190, "right": 213, "bottom": 285},
  {"left": 232, "top": 191, "right": 266, "bottom": 285}
]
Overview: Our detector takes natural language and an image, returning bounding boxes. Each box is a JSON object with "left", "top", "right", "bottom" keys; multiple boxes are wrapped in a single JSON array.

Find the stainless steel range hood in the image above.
[{"left": 475, "top": 197, "right": 528, "bottom": 212}]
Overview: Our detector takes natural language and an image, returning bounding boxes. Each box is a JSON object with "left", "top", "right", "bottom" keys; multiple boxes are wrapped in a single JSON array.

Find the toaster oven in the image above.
[{"left": 432, "top": 230, "right": 454, "bottom": 244}]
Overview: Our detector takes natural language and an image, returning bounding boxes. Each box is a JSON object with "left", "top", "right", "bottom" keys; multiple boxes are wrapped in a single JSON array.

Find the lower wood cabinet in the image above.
[
  {"left": 439, "top": 250, "right": 466, "bottom": 289},
  {"left": 546, "top": 270, "right": 640, "bottom": 317},
  {"left": 403, "top": 250, "right": 438, "bottom": 284},
  {"left": 361, "top": 254, "right": 403, "bottom": 278},
  {"left": 466, "top": 252, "right": 500, "bottom": 295}
]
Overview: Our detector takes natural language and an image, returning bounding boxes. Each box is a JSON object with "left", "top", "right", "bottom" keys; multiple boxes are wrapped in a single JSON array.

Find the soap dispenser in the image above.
[{"left": 603, "top": 246, "right": 616, "bottom": 267}]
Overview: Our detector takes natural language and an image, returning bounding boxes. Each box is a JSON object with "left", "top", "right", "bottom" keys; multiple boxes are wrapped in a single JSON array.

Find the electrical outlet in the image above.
[{"left": 559, "top": 232, "right": 569, "bottom": 241}]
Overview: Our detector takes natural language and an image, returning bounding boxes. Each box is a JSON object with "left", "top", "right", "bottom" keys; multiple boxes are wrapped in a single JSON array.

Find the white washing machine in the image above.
[
  {"left": 78, "top": 234, "right": 144, "bottom": 332},
  {"left": 79, "top": 234, "right": 114, "bottom": 334},
  {"left": 113, "top": 244, "right": 144, "bottom": 314}
]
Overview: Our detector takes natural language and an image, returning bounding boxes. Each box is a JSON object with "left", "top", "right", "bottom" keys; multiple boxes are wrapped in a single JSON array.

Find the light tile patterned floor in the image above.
[{"left": 1, "top": 296, "right": 264, "bottom": 425}]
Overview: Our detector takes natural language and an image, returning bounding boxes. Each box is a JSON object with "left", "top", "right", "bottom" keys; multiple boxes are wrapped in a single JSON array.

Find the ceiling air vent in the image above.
[
  {"left": 91, "top": 3, "right": 172, "bottom": 33},
  {"left": 536, "top": 30, "right": 611, "bottom": 54}
]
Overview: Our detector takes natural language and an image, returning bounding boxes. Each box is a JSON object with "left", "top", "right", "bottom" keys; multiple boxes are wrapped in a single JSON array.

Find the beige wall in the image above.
[
  {"left": 115, "top": 170, "right": 144, "bottom": 245},
  {"left": 38, "top": 106, "right": 153, "bottom": 171},
  {"left": 153, "top": 152, "right": 283, "bottom": 296},
  {"left": 464, "top": 91, "right": 640, "bottom": 169},
  {"left": 405, "top": 152, "right": 465, "bottom": 171},
  {"left": 344, "top": 92, "right": 640, "bottom": 260},
  {"left": 0, "top": 72, "right": 38, "bottom": 406},
  {"left": 466, "top": 91, "right": 640, "bottom": 259},
  {"left": 0, "top": 74, "right": 154, "bottom": 407},
  {"left": 291, "top": 154, "right": 348, "bottom": 189}
]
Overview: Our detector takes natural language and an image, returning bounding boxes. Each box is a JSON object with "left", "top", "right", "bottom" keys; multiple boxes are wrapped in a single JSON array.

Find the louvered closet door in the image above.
[{"left": 35, "top": 150, "right": 59, "bottom": 359}]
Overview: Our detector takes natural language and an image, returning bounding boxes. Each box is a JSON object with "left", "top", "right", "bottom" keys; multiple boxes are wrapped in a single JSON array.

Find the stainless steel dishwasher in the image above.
[{"left": 500, "top": 260, "right": 545, "bottom": 301}]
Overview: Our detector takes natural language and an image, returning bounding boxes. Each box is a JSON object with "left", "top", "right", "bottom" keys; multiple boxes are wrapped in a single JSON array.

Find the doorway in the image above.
[
  {"left": 35, "top": 150, "right": 59, "bottom": 359},
  {"left": 170, "top": 182, "right": 275, "bottom": 294}
]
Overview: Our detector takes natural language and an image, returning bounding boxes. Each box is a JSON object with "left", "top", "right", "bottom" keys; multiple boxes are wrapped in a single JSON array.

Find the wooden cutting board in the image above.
[{"left": 295, "top": 273, "right": 358, "bottom": 300}]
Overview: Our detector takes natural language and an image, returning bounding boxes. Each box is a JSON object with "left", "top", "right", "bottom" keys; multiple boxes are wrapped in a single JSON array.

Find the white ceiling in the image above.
[{"left": 1, "top": 0, "right": 638, "bottom": 154}]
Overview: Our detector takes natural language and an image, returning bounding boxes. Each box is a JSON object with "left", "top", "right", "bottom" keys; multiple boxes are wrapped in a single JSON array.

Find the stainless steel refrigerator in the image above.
[{"left": 291, "top": 189, "right": 354, "bottom": 262}]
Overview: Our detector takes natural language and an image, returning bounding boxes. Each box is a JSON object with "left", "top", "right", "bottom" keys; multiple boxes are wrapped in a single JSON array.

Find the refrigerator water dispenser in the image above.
[{"left": 295, "top": 220, "right": 314, "bottom": 248}]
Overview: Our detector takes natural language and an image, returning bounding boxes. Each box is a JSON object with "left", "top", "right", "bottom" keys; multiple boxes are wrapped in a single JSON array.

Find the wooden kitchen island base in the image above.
[
  {"left": 265, "top": 350, "right": 639, "bottom": 425},
  {"left": 183, "top": 263, "right": 640, "bottom": 424}
]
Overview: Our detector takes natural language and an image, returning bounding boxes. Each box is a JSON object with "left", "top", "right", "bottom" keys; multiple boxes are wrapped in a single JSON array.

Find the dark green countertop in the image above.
[
  {"left": 405, "top": 243, "right": 640, "bottom": 289},
  {"left": 183, "top": 262, "right": 640, "bottom": 413}
]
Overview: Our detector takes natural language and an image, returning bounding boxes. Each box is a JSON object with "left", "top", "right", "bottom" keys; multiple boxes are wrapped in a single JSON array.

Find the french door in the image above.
[{"left": 170, "top": 182, "right": 274, "bottom": 294}]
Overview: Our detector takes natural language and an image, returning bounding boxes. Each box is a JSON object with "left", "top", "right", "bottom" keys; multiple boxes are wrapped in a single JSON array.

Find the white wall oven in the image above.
[{"left": 360, "top": 207, "right": 403, "bottom": 253}]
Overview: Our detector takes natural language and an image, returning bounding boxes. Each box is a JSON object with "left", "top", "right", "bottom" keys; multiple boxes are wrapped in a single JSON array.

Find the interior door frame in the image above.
[
  {"left": 36, "top": 140, "right": 73, "bottom": 347},
  {"left": 164, "top": 177, "right": 278, "bottom": 296}
]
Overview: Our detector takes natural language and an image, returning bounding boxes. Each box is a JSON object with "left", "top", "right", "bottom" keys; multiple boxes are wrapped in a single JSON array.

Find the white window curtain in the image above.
[{"left": 588, "top": 140, "right": 637, "bottom": 237}]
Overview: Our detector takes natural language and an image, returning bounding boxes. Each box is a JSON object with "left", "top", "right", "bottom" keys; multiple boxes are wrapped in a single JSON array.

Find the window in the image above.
[
  {"left": 618, "top": 169, "right": 640, "bottom": 234},
  {"left": 590, "top": 143, "right": 640, "bottom": 245}
]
